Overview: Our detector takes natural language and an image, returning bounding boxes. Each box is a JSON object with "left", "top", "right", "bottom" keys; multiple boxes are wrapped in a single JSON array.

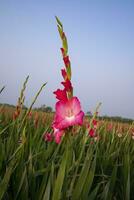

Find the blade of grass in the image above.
[{"left": 52, "top": 145, "right": 69, "bottom": 200}]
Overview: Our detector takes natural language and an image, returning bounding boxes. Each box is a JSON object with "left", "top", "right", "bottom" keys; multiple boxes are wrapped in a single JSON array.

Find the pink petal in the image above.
[
  {"left": 69, "top": 97, "right": 81, "bottom": 115},
  {"left": 54, "top": 111, "right": 84, "bottom": 130},
  {"left": 54, "top": 118, "right": 71, "bottom": 129},
  {"left": 54, "top": 130, "right": 64, "bottom": 144},
  {"left": 75, "top": 111, "right": 85, "bottom": 125},
  {"left": 53, "top": 89, "right": 68, "bottom": 101},
  {"left": 89, "top": 128, "right": 95, "bottom": 137},
  {"left": 43, "top": 133, "right": 53, "bottom": 142},
  {"left": 55, "top": 100, "right": 67, "bottom": 118},
  {"left": 54, "top": 97, "right": 84, "bottom": 130}
]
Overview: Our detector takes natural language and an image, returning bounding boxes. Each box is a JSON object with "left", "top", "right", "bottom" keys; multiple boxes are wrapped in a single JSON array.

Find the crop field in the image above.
[{"left": 0, "top": 18, "right": 134, "bottom": 200}]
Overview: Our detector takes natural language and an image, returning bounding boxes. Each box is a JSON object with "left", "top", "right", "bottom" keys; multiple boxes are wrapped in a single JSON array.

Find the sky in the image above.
[{"left": 0, "top": 0, "right": 134, "bottom": 119}]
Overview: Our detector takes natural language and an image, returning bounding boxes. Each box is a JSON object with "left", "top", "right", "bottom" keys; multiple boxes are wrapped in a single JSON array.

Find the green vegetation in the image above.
[{"left": 0, "top": 93, "right": 134, "bottom": 199}]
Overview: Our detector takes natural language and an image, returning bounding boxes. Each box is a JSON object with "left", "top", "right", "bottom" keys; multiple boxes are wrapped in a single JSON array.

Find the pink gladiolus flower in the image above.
[
  {"left": 53, "top": 89, "right": 68, "bottom": 101},
  {"left": 53, "top": 97, "right": 84, "bottom": 130},
  {"left": 92, "top": 119, "right": 98, "bottom": 129},
  {"left": 60, "top": 48, "right": 65, "bottom": 57},
  {"left": 107, "top": 124, "right": 113, "bottom": 131},
  {"left": 52, "top": 17, "right": 85, "bottom": 144},
  {"left": 43, "top": 133, "right": 53, "bottom": 142},
  {"left": 89, "top": 128, "right": 95, "bottom": 137},
  {"left": 53, "top": 127, "right": 64, "bottom": 144},
  {"left": 61, "top": 79, "right": 73, "bottom": 92},
  {"left": 61, "top": 69, "right": 67, "bottom": 80},
  {"left": 63, "top": 56, "right": 70, "bottom": 67},
  {"left": 28, "top": 111, "right": 32, "bottom": 119}
]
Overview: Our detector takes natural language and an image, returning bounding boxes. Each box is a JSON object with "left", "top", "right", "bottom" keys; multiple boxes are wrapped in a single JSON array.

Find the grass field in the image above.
[{"left": 0, "top": 102, "right": 134, "bottom": 200}]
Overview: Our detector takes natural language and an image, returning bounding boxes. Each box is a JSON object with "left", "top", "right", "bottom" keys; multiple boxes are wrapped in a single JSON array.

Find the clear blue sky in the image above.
[{"left": 0, "top": 0, "right": 134, "bottom": 118}]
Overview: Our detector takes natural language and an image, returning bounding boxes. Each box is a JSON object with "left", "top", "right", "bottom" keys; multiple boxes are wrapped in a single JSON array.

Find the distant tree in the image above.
[
  {"left": 34, "top": 104, "right": 53, "bottom": 113},
  {"left": 0, "top": 103, "right": 15, "bottom": 108},
  {"left": 86, "top": 111, "right": 92, "bottom": 117},
  {"left": 40, "top": 104, "right": 46, "bottom": 112},
  {"left": 45, "top": 106, "right": 53, "bottom": 113}
]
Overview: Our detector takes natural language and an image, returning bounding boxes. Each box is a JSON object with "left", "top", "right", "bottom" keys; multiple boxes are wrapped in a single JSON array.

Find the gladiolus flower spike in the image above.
[
  {"left": 48, "top": 17, "right": 84, "bottom": 144},
  {"left": 87, "top": 103, "right": 101, "bottom": 138}
]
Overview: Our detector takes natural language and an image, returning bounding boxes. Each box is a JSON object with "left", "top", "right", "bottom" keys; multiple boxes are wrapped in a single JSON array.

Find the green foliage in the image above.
[
  {"left": 0, "top": 80, "right": 134, "bottom": 200},
  {"left": 0, "top": 106, "right": 134, "bottom": 200}
]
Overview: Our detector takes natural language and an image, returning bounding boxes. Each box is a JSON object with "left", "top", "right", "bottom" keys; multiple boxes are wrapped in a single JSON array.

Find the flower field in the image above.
[{"left": 0, "top": 17, "right": 134, "bottom": 200}]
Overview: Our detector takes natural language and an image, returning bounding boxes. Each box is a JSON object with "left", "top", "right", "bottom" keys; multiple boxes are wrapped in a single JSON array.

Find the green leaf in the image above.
[
  {"left": 55, "top": 16, "right": 63, "bottom": 29},
  {"left": 42, "top": 175, "right": 51, "bottom": 200},
  {"left": 0, "top": 158, "right": 17, "bottom": 200},
  {"left": 101, "top": 164, "right": 118, "bottom": 200},
  {"left": 123, "top": 154, "right": 130, "bottom": 200},
  {"left": 88, "top": 184, "right": 100, "bottom": 200},
  {"left": 57, "top": 25, "right": 63, "bottom": 38},
  {"left": 72, "top": 148, "right": 92, "bottom": 200},
  {"left": 52, "top": 146, "right": 68, "bottom": 200},
  {"left": 62, "top": 36, "right": 68, "bottom": 54},
  {"left": 82, "top": 156, "right": 96, "bottom": 199},
  {"left": 37, "top": 174, "right": 49, "bottom": 200},
  {"left": 15, "top": 167, "right": 27, "bottom": 199}
]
